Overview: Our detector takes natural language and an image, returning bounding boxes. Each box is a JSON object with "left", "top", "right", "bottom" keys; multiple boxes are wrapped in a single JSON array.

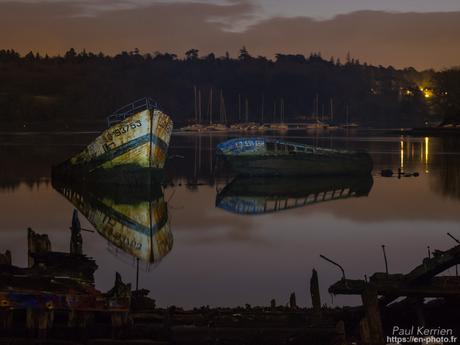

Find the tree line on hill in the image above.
[{"left": 0, "top": 47, "right": 458, "bottom": 130}]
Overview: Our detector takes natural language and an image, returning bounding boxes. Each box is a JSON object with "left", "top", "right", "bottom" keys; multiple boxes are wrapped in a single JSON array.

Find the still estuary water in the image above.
[{"left": 1, "top": 131, "right": 460, "bottom": 308}]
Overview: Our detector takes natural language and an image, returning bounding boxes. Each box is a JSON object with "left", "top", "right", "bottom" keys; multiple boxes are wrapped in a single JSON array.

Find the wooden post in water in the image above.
[
  {"left": 310, "top": 269, "right": 321, "bottom": 316},
  {"left": 27, "top": 228, "right": 51, "bottom": 267},
  {"left": 70, "top": 209, "right": 82, "bottom": 255},
  {"left": 107, "top": 273, "right": 132, "bottom": 337},
  {"left": 361, "top": 284, "right": 384, "bottom": 345},
  {"left": 289, "top": 292, "right": 297, "bottom": 309},
  {"left": 0, "top": 250, "right": 11, "bottom": 265},
  {"left": 270, "top": 299, "right": 276, "bottom": 310}
]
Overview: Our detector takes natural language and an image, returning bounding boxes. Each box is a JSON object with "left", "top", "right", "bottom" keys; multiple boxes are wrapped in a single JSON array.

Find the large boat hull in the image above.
[
  {"left": 53, "top": 108, "right": 173, "bottom": 184},
  {"left": 217, "top": 137, "right": 373, "bottom": 176},
  {"left": 221, "top": 152, "right": 372, "bottom": 176}
]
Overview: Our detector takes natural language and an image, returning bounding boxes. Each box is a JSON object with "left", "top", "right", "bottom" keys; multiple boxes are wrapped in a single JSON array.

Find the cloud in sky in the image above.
[
  {"left": 1, "top": 0, "right": 459, "bottom": 69},
  {"left": 3, "top": 0, "right": 460, "bottom": 19},
  {"left": 252, "top": 0, "right": 460, "bottom": 19}
]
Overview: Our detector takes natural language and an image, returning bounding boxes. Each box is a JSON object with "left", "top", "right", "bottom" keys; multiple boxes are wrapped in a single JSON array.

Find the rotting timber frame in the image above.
[{"left": 328, "top": 242, "right": 460, "bottom": 344}]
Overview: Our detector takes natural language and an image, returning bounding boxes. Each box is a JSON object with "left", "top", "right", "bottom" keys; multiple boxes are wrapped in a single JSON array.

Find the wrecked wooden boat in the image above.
[
  {"left": 216, "top": 175, "right": 373, "bottom": 215},
  {"left": 52, "top": 97, "right": 173, "bottom": 185},
  {"left": 0, "top": 229, "right": 131, "bottom": 339},
  {"left": 326, "top": 239, "right": 460, "bottom": 344},
  {"left": 53, "top": 181, "right": 173, "bottom": 264},
  {"left": 216, "top": 137, "right": 373, "bottom": 176}
]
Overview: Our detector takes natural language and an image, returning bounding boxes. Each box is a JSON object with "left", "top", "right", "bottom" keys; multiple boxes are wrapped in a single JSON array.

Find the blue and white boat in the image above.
[{"left": 217, "top": 137, "right": 373, "bottom": 176}]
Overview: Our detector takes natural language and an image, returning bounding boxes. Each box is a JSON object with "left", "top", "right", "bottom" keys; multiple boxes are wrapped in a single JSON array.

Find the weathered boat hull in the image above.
[
  {"left": 216, "top": 175, "right": 373, "bottom": 215},
  {"left": 220, "top": 152, "right": 372, "bottom": 176},
  {"left": 52, "top": 107, "right": 173, "bottom": 184},
  {"left": 217, "top": 137, "right": 373, "bottom": 176}
]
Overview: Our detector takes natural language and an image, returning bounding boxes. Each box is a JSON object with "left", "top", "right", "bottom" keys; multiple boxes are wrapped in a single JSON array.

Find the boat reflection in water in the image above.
[
  {"left": 216, "top": 175, "right": 373, "bottom": 215},
  {"left": 53, "top": 181, "right": 173, "bottom": 265}
]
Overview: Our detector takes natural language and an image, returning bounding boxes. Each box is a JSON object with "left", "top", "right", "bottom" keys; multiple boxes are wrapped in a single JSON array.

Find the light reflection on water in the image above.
[{"left": 1, "top": 131, "right": 460, "bottom": 308}]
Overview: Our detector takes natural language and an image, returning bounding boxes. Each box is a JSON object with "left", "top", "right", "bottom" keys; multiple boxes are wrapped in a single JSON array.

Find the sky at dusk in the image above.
[{"left": 1, "top": 0, "right": 460, "bottom": 69}]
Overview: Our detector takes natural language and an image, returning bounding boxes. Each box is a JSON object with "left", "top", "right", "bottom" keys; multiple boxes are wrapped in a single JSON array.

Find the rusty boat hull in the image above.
[
  {"left": 52, "top": 98, "right": 173, "bottom": 185},
  {"left": 217, "top": 137, "right": 373, "bottom": 176}
]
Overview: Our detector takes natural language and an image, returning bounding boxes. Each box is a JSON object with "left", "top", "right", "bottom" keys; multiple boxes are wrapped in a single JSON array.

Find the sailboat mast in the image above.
[
  {"left": 218, "top": 90, "right": 222, "bottom": 123},
  {"left": 330, "top": 98, "right": 333, "bottom": 122},
  {"left": 209, "top": 88, "right": 213, "bottom": 125},
  {"left": 238, "top": 94, "right": 241, "bottom": 122},
  {"left": 261, "top": 94, "right": 265, "bottom": 124},
  {"left": 280, "top": 98, "right": 285, "bottom": 123},
  {"left": 221, "top": 91, "right": 227, "bottom": 124},
  {"left": 245, "top": 98, "right": 249, "bottom": 123},
  {"left": 194, "top": 85, "right": 197, "bottom": 123},
  {"left": 315, "top": 94, "right": 319, "bottom": 121},
  {"left": 198, "top": 89, "right": 202, "bottom": 124},
  {"left": 346, "top": 104, "right": 349, "bottom": 126}
]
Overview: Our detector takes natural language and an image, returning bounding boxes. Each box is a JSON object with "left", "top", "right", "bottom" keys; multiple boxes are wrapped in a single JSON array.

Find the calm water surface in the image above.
[{"left": 1, "top": 131, "right": 460, "bottom": 308}]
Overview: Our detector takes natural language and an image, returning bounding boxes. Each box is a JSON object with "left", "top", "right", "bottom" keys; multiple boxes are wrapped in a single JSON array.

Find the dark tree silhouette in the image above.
[
  {"left": 185, "top": 49, "right": 199, "bottom": 60},
  {"left": 0, "top": 47, "right": 454, "bottom": 131},
  {"left": 238, "top": 46, "right": 252, "bottom": 61}
]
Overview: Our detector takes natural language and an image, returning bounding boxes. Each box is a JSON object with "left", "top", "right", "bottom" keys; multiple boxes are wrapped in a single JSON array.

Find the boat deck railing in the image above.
[{"left": 107, "top": 97, "right": 159, "bottom": 127}]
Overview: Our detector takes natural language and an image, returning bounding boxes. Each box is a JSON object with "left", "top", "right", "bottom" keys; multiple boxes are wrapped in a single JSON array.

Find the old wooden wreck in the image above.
[{"left": 52, "top": 97, "right": 174, "bottom": 186}]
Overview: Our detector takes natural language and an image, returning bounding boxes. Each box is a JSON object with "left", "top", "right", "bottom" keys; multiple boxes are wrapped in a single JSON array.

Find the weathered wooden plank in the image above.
[
  {"left": 329, "top": 276, "right": 460, "bottom": 298},
  {"left": 310, "top": 269, "right": 321, "bottom": 316},
  {"left": 361, "top": 285, "right": 384, "bottom": 345}
]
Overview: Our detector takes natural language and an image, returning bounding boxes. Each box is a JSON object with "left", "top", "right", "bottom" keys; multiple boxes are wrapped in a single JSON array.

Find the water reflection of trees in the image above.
[
  {"left": 0, "top": 178, "right": 49, "bottom": 192},
  {"left": 430, "top": 137, "right": 460, "bottom": 200}
]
